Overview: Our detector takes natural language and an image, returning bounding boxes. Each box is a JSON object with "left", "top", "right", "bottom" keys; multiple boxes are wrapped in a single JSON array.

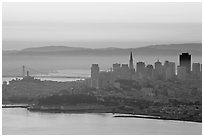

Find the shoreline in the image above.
[
  {"left": 113, "top": 114, "right": 202, "bottom": 123},
  {"left": 28, "top": 109, "right": 202, "bottom": 123},
  {"left": 26, "top": 106, "right": 202, "bottom": 123},
  {"left": 2, "top": 104, "right": 202, "bottom": 123}
]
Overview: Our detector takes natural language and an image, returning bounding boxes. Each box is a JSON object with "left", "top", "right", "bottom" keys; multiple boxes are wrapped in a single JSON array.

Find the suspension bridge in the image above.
[{"left": 2, "top": 66, "right": 88, "bottom": 79}]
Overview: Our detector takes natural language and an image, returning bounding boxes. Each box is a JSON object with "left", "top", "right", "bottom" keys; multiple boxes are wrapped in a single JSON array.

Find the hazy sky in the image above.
[{"left": 2, "top": 2, "right": 202, "bottom": 50}]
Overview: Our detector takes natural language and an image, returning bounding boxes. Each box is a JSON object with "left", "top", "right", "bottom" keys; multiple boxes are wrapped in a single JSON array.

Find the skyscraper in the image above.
[
  {"left": 22, "top": 65, "right": 25, "bottom": 77},
  {"left": 120, "top": 64, "right": 131, "bottom": 80},
  {"left": 154, "top": 60, "right": 163, "bottom": 80},
  {"left": 163, "top": 61, "right": 176, "bottom": 80},
  {"left": 129, "top": 52, "right": 134, "bottom": 71},
  {"left": 192, "top": 63, "right": 201, "bottom": 77},
  {"left": 179, "top": 53, "right": 191, "bottom": 74},
  {"left": 91, "top": 64, "right": 99, "bottom": 89},
  {"left": 99, "top": 71, "right": 112, "bottom": 89},
  {"left": 177, "top": 66, "right": 186, "bottom": 80},
  {"left": 113, "top": 63, "right": 121, "bottom": 72},
  {"left": 136, "top": 62, "right": 146, "bottom": 79},
  {"left": 113, "top": 63, "right": 121, "bottom": 80},
  {"left": 146, "top": 64, "right": 153, "bottom": 79}
]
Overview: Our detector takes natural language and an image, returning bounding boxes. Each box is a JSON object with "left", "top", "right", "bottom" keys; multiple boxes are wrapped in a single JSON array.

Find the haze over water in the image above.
[{"left": 3, "top": 55, "right": 202, "bottom": 76}]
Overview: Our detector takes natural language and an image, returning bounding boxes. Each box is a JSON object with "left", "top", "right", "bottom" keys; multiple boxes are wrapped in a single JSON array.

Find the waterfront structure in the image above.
[
  {"left": 179, "top": 53, "right": 191, "bottom": 74},
  {"left": 177, "top": 66, "right": 186, "bottom": 80},
  {"left": 91, "top": 64, "right": 99, "bottom": 89}
]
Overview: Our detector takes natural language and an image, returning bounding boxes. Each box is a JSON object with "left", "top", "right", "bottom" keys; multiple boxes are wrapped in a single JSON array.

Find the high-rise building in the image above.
[
  {"left": 163, "top": 61, "right": 170, "bottom": 79},
  {"left": 120, "top": 64, "right": 131, "bottom": 80},
  {"left": 112, "top": 63, "right": 121, "bottom": 80},
  {"left": 164, "top": 61, "right": 170, "bottom": 69},
  {"left": 169, "top": 62, "right": 176, "bottom": 76},
  {"left": 177, "top": 66, "right": 186, "bottom": 80},
  {"left": 146, "top": 64, "right": 153, "bottom": 80},
  {"left": 179, "top": 53, "right": 191, "bottom": 74},
  {"left": 91, "top": 64, "right": 99, "bottom": 88},
  {"left": 129, "top": 52, "right": 135, "bottom": 73},
  {"left": 99, "top": 71, "right": 112, "bottom": 89},
  {"left": 192, "top": 63, "right": 201, "bottom": 77},
  {"left": 113, "top": 63, "right": 121, "bottom": 72},
  {"left": 163, "top": 61, "right": 175, "bottom": 80},
  {"left": 154, "top": 60, "right": 163, "bottom": 80},
  {"left": 22, "top": 65, "right": 25, "bottom": 77},
  {"left": 136, "top": 62, "right": 146, "bottom": 79}
]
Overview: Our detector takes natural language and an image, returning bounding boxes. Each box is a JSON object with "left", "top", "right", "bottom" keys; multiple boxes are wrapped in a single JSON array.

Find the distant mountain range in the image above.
[{"left": 3, "top": 43, "right": 202, "bottom": 56}]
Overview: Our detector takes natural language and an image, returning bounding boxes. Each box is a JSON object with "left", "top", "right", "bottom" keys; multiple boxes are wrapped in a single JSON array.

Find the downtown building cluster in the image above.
[{"left": 90, "top": 52, "right": 202, "bottom": 89}]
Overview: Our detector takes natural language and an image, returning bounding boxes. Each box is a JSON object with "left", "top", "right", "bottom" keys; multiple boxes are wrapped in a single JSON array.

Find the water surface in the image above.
[{"left": 2, "top": 108, "right": 202, "bottom": 135}]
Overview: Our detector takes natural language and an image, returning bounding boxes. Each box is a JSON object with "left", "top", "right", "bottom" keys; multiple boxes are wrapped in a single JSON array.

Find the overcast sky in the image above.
[{"left": 2, "top": 2, "right": 202, "bottom": 50}]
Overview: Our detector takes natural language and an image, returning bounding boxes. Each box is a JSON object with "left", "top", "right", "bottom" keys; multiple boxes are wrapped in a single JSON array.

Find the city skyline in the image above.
[
  {"left": 90, "top": 52, "right": 201, "bottom": 89},
  {"left": 91, "top": 52, "right": 201, "bottom": 72}
]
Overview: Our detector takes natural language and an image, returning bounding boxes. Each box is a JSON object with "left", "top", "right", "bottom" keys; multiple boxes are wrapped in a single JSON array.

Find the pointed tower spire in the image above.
[
  {"left": 129, "top": 51, "right": 134, "bottom": 70},
  {"left": 130, "top": 52, "right": 133, "bottom": 62}
]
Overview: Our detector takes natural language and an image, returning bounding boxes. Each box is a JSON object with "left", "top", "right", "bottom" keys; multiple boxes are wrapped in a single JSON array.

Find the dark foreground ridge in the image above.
[{"left": 25, "top": 103, "right": 201, "bottom": 123}]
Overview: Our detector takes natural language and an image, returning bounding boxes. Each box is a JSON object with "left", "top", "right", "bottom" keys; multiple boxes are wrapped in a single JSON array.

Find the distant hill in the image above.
[
  {"left": 148, "top": 43, "right": 202, "bottom": 51},
  {"left": 3, "top": 43, "right": 202, "bottom": 56},
  {"left": 2, "top": 50, "right": 19, "bottom": 54},
  {"left": 22, "top": 46, "right": 90, "bottom": 52}
]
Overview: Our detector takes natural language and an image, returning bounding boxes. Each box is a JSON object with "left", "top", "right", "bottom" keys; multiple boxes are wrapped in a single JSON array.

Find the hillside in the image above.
[{"left": 3, "top": 43, "right": 202, "bottom": 56}]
